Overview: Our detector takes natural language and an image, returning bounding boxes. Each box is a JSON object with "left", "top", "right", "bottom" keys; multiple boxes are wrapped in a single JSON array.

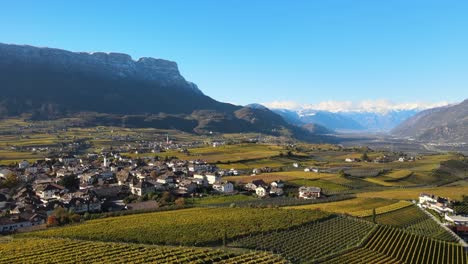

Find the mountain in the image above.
[
  {"left": 339, "top": 110, "right": 420, "bottom": 132},
  {"left": 392, "top": 100, "right": 468, "bottom": 142},
  {"left": 271, "top": 109, "right": 333, "bottom": 134},
  {"left": 0, "top": 43, "right": 329, "bottom": 141},
  {"left": 272, "top": 108, "right": 419, "bottom": 132}
]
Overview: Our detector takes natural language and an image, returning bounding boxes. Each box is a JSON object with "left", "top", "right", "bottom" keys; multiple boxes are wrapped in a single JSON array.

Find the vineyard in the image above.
[
  {"left": 21, "top": 208, "right": 329, "bottom": 246},
  {"left": 200, "top": 194, "right": 355, "bottom": 208},
  {"left": 364, "top": 205, "right": 458, "bottom": 242},
  {"left": 322, "top": 248, "right": 402, "bottom": 264},
  {"left": 352, "top": 200, "right": 412, "bottom": 217},
  {"left": 0, "top": 238, "right": 290, "bottom": 264},
  {"left": 362, "top": 225, "right": 467, "bottom": 263},
  {"left": 405, "top": 218, "right": 458, "bottom": 242},
  {"left": 365, "top": 205, "right": 428, "bottom": 226},
  {"left": 286, "top": 197, "right": 408, "bottom": 217},
  {"left": 324, "top": 225, "right": 468, "bottom": 264},
  {"left": 230, "top": 216, "right": 375, "bottom": 263}
]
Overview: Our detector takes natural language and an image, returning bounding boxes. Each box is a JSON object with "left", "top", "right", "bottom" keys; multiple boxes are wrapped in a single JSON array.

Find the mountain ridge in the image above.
[
  {"left": 271, "top": 107, "right": 419, "bottom": 132},
  {"left": 392, "top": 100, "right": 468, "bottom": 142},
  {"left": 0, "top": 43, "right": 332, "bottom": 142}
]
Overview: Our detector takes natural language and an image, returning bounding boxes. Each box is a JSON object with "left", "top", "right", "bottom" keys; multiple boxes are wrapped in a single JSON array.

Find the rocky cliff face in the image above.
[{"left": 0, "top": 43, "right": 202, "bottom": 94}]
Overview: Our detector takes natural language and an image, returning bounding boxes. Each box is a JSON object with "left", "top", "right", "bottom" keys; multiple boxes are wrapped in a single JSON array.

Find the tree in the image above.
[
  {"left": 150, "top": 171, "right": 158, "bottom": 180},
  {"left": 70, "top": 213, "right": 81, "bottom": 223},
  {"left": 372, "top": 208, "right": 377, "bottom": 224},
  {"left": 159, "top": 191, "right": 173, "bottom": 206},
  {"left": 222, "top": 228, "right": 227, "bottom": 247},
  {"left": 47, "top": 215, "right": 59, "bottom": 227},
  {"left": 50, "top": 206, "right": 80, "bottom": 225},
  {"left": 1, "top": 173, "right": 19, "bottom": 188},
  {"left": 59, "top": 175, "right": 79, "bottom": 191},
  {"left": 338, "top": 170, "right": 346, "bottom": 178},
  {"left": 174, "top": 197, "right": 185, "bottom": 207},
  {"left": 361, "top": 152, "right": 370, "bottom": 162}
]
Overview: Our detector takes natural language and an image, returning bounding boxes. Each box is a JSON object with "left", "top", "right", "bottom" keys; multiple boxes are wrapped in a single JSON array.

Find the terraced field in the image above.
[
  {"left": 362, "top": 226, "right": 467, "bottom": 263},
  {"left": 324, "top": 225, "right": 467, "bottom": 264},
  {"left": 230, "top": 216, "right": 375, "bottom": 263},
  {"left": 364, "top": 205, "right": 426, "bottom": 226},
  {"left": 0, "top": 238, "right": 290, "bottom": 264},
  {"left": 364, "top": 205, "right": 458, "bottom": 242},
  {"left": 322, "top": 248, "right": 402, "bottom": 264},
  {"left": 405, "top": 218, "right": 458, "bottom": 242}
]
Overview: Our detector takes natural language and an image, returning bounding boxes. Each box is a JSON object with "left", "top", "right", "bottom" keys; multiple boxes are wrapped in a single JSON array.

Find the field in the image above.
[
  {"left": 360, "top": 225, "right": 466, "bottom": 264},
  {"left": 285, "top": 197, "right": 402, "bottom": 217},
  {"left": 352, "top": 200, "right": 412, "bottom": 217},
  {"left": 365, "top": 205, "right": 428, "bottom": 226},
  {"left": 152, "top": 144, "right": 286, "bottom": 163},
  {"left": 21, "top": 208, "right": 328, "bottom": 246},
  {"left": 0, "top": 237, "right": 290, "bottom": 264},
  {"left": 225, "top": 171, "right": 339, "bottom": 183},
  {"left": 1, "top": 119, "right": 467, "bottom": 263},
  {"left": 385, "top": 169, "right": 414, "bottom": 180},
  {"left": 192, "top": 194, "right": 257, "bottom": 205},
  {"left": 364, "top": 205, "right": 458, "bottom": 242},
  {"left": 325, "top": 225, "right": 468, "bottom": 264},
  {"left": 357, "top": 186, "right": 468, "bottom": 200},
  {"left": 230, "top": 216, "right": 375, "bottom": 263}
]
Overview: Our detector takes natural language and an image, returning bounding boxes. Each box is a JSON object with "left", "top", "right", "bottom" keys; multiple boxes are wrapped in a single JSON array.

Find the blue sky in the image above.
[{"left": 1, "top": 1, "right": 467, "bottom": 108}]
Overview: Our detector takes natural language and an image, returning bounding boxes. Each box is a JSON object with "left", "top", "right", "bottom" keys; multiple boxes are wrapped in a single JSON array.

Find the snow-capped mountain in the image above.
[{"left": 266, "top": 100, "right": 449, "bottom": 132}]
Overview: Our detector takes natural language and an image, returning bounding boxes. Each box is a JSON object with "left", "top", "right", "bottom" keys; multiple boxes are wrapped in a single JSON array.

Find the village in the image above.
[{"left": 0, "top": 149, "right": 323, "bottom": 234}]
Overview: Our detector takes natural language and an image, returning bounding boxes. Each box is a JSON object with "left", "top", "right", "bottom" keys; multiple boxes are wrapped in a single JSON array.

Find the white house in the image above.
[
  {"left": 194, "top": 174, "right": 220, "bottom": 185},
  {"left": 298, "top": 186, "right": 321, "bottom": 199},
  {"left": 256, "top": 186, "right": 268, "bottom": 198},
  {"left": 252, "top": 168, "right": 261, "bottom": 175},
  {"left": 445, "top": 215, "right": 468, "bottom": 226},
  {"left": 245, "top": 180, "right": 267, "bottom": 191},
  {"left": 419, "top": 193, "right": 437, "bottom": 204},
  {"left": 130, "top": 181, "right": 155, "bottom": 196},
  {"left": 35, "top": 183, "right": 65, "bottom": 201},
  {"left": 213, "top": 182, "right": 234, "bottom": 193},
  {"left": 270, "top": 180, "right": 285, "bottom": 188}
]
